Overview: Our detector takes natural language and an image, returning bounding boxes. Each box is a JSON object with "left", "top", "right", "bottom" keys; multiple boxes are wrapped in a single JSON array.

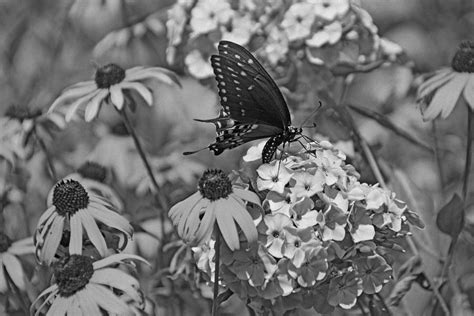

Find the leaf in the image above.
[
  {"left": 436, "top": 194, "right": 465, "bottom": 239},
  {"left": 387, "top": 275, "right": 417, "bottom": 306}
]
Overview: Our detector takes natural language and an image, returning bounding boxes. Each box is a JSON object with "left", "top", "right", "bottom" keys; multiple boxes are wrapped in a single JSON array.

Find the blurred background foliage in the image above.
[{"left": 0, "top": 0, "right": 474, "bottom": 315}]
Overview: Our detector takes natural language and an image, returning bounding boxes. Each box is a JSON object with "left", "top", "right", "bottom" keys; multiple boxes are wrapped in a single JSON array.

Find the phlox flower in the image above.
[
  {"left": 190, "top": 0, "right": 233, "bottom": 37},
  {"left": 221, "top": 14, "right": 256, "bottom": 46},
  {"left": 310, "top": 0, "right": 350, "bottom": 21},
  {"left": 229, "top": 245, "right": 277, "bottom": 287},
  {"left": 353, "top": 255, "right": 392, "bottom": 294},
  {"left": 316, "top": 205, "right": 348, "bottom": 241},
  {"left": 185, "top": 50, "right": 215, "bottom": 79},
  {"left": 348, "top": 205, "right": 375, "bottom": 243},
  {"left": 314, "top": 148, "right": 346, "bottom": 186},
  {"left": 243, "top": 141, "right": 266, "bottom": 162},
  {"left": 0, "top": 234, "right": 34, "bottom": 293},
  {"left": 31, "top": 254, "right": 148, "bottom": 316},
  {"left": 49, "top": 63, "right": 180, "bottom": 122},
  {"left": 256, "top": 161, "right": 293, "bottom": 194},
  {"left": 291, "top": 168, "right": 325, "bottom": 198},
  {"left": 169, "top": 169, "right": 260, "bottom": 251},
  {"left": 287, "top": 245, "right": 328, "bottom": 288},
  {"left": 417, "top": 41, "right": 474, "bottom": 121},
  {"left": 281, "top": 3, "right": 316, "bottom": 42},
  {"left": 35, "top": 179, "right": 133, "bottom": 265},
  {"left": 291, "top": 197, "right": 318, "bottom": 229},
  {"left": 262, "top": 28, "right": 289, "bottom": 66},
  {"left": 259, "top": 213, "right": 293, "bottom": 258},
  {"left": 328, "top": 271, "right": 363, "bottom": 309},
  {"left": 281, "top": 226, "right": 313, "bottom": 261},
  {"left": 266, "top": 189, "right": 295, "bottom": 217},
  {"left": 306, "top": 21, "right": 343, "bottom": 48}
]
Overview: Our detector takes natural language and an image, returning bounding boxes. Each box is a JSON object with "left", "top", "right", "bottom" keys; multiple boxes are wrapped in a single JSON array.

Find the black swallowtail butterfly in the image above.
[{"left": 185, "top": 40, "right": 303, "bottom": 163}]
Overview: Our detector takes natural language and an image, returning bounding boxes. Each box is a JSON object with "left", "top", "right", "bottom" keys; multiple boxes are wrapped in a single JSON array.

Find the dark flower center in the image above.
[
  {"left": 5, "top": 105, "right": 42, "bottom": 121},
  {"left": 95, "top": 63, "right": 126, "bottom": 89},
  {"left": 451, "top": 41, "right": 474, "bottom": 73},
  {"left": 77, "top": 161, "right": 107, "bottom": 183},
  {"left": 52, "top": 180, "right": 89, "bottom": 216},
  {"left": 54, "top": 255, "right": 94, "bottom": 297},
  {"left": 0, "top": 233, "right": 12, "bottom": 253},
  {"left": 198, "top": 169, "right": 233, "bottom": 201}
]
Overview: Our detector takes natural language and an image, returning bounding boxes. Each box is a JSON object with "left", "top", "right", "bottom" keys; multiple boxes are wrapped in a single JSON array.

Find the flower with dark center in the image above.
[
  {"left": 35, "top": 179, "right": 132, "bottom": 265},
  {"left": 353, "top": 254, "right": 392, "bottom": 294},
  {"left": 417, "top": 40, "right": 474, "bottom": 121},
  {"left": 169, "top": 169, "right": 261, "bottom": 250},
  {"left": 48, "top": 63, "right": 180, "bottom": 122},
  {"left": 0, "top": 234, "right": 34, "bottom": 293},
  {"left": 31, "top": 254, "right": 148, "bottom": 315}
]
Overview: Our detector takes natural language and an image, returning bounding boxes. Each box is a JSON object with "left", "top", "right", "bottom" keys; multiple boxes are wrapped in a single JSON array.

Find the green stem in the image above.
[
  {"left": 462, "top": 107, "right": 473, "bottom": 201},
  {"left": 212, "top": 225, "right": 221, "bottom": 316},
  {"left": 432, "top": 121, "right": 446, "bottom": 196}
]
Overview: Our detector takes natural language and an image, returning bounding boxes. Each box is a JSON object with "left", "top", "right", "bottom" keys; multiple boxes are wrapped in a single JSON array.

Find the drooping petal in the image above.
[
  {"left": 215, "top": 200, "right": 240, "bottom": 250},
  {"left": 194, "top": 203, "right": 216, "bottom": 245},
  {"left": 69, "top": 213, "right": 83, "bottom": 255},
  {"left": 65, "top": 90, "right": 101, "bottom": 122},
  {"left": 37, "top": 206, "right": 57, "bottom": 227},
  {"left": 40, "top": 215, "right": 65, "bottom": 264},
  {"left": 3, "top": 253, "right": 26, "bottom": 290},
  {"left": 93, "top": 253, "right": 149, "bottom": 270},
  {"left": 417, "top": 69, "right": 454, "bottom": 98},
  {"left": 423, "top": 74, "right": 468, "bottom": 121},
  {"left": 169, "top": 192, "right": 202, "bottom": 222},
  {"left": 229, "top": 196, "right": 258, "bottom": 246},
  {"left": 91, "top": 268, "right": 141, "bottom": 302},
  {"left": 9, "top": 237, "right": 34, "bottom": 255},
  {"left": 125, "top": 67, "right": 181, "bottom": 87},
  {"left": 49, "top": 82, "right": 96, "bottom": 112},
  {"left": 121, "top": 82, "right": 153, "bottom": 106},
  {"left": 88, "top": 199, "right": 132, "bottom": 237},
  {"left": 84, "top": 89, "right": 109, "bottom": 122},
  {"left": 86, "top": 283, "right": 132, "bottom": 315},
  {"left": 75, "top": 287, "right": 101, "bottom": 315},
  {"left": 110, "top": 85, "right": 125, "bottom": 110},
  {"left": 463, "top": 75, "right": 474, "bottom": 110},
  {"left": 233, "top": 188, "right": 261, "bottom": 206},
  {"left": 31, "top": 286, "right": 58, "bottom": 316},
  {"left": 47, "top": 294, "right": 70, "bottom": 316},
  {"left": 78, "top": 209, "right": 107, "bottom": 257}
]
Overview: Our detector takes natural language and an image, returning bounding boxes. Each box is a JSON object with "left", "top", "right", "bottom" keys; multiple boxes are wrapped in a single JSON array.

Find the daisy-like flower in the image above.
[
  {"left": 169, "top": 169, "right": 261, "bottom": 251},
  {"left": 417, "top": 41, "right": 474, "bottom": 121},
  {"left": 310, "top": 0, "right": 350, "bottom": 21},
  {"left": 57, "top": 161, "right": 124, "bottom": 213},
  {"left": 256, "top": 161, "right": 293, "bottom": 194},
  {"left": 189, "top": 0, "right": 234, "bottom": 37},
  {"left": 0, "top": 234, "right": 34, "bottom": 293},
  {"left": 35, "top": 179, "right": 133, "bottom": 265},
  {"left": 48, "top": 63, "right": 180, "bottom": 122},
  {"left": 281, "top": 3, "right": 316, "bottom": 42},
  {"left": 31, "top": 254, "right": 148, "bottom": 315}
]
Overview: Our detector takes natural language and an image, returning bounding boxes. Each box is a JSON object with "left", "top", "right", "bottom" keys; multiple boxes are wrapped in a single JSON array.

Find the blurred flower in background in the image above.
[
  {"left": 31, "top": 254, "right": 147, "bottom": 315},
  {"left": 0, "top": 234, "right": 34, "bottom": 293},
  {"left": 49, "top": 64, "right": 180, "bottom": 122},
  {"left": 417, "top": 41, "right": 474, "bottom": 121}
]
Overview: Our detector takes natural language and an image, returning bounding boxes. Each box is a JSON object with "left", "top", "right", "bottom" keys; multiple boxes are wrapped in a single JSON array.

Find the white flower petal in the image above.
[
  {"left": 40, "top": 215, "right": 65, "bottom": 265},
  {"left": 125, "top": 67, "right": 180, "bottom": 87},
  {"left": 93, "top": 253, "right": 149, "bottom": 270},
  {"left": 78, "top": 209, "right": 108, "bottom": 257},
  {"left": 31, "top": 285, "right": 58, "bottom": 316},
  {"left": 86, "top": 283, "right": 132, "bottom": 315},
  {"left": 2, "top": 253, "right": 26, "bottom": 290},
  {"left": 424, "top": 73, "right": 468, "bottom": 120},
  {"left": 0, "top": 263, "right": 6, "bottom": 293},
  {"left": 69, "top": 213, "right": 83, "bottom": 255},
  {"left": 463, "top": 75, "right": 474, "bottom": 110},
  {"left": 110, "top": 85, "right": 125, "bottom": 110},
  {"left": 76, "top": 287, "right": 101, "bottom": 315},
  {"left": 88, "top": 201, "right": 132, "bottom": 237},
  {"left": 91, "top": 268, "right": 141, "bottom": 302},
  {"left": 65, "top": 90, "right": 101, "bottom": 122},
  {"left": 49, "top": 82, "right": 96, "bottom": 112},
  {"left": 10, "top": 237, "right": 34, "bottom": 255},
  {"left": 47, "top": 295, "right": 70, "bottom": 316},
  {"left": 121, "top": 82, "right": 153, "bottom": 105},
  {"left": 84, "top": 89, "right": 109, "bottom": 122}
]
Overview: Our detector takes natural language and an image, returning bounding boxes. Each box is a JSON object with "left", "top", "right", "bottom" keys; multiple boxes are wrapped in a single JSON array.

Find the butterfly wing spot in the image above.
[
  {"left": 217, "top": 74, "right": 224, "bottom": 79},
  {"left": 227, "top": 66, "right": 237, "bottom": 73},
  {"left": 219, "top": 81, "right": 226, "bottom": 86},
  {"left": 234, "top": 80, "right": 240, "bottom": 84},
  {"left": 241, "top": 109, "right": 245, "bottom": 116},
  {"left": 221, "top": 89, "right": 227, "bottom": 94},
  {"left": 235, "top": 54, "right": 241, "bottom": 59},
  {"left": 240, "top": 71, "right": 247, "bottom": 76},
  {"left": 248, "top": 85, "right": 255, "bottom": 91},
  {"left": 236, "top": 87, "right": 242, "bottom": 91},
  {"left": 222, "top": 96, "right": 228, "bottom": 102},
  {"left": 247, "top": 59, "right": 254, "bottom": 64}
]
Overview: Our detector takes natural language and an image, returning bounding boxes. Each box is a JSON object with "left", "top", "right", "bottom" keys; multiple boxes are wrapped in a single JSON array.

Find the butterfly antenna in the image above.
[{"left": 299, "top": 101, "right": 323, "bottom": 129}]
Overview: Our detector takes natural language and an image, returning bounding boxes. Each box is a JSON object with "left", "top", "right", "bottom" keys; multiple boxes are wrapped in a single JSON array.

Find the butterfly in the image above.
[{"left": 185, "top": 40, "right": 303, "bottom": 163}]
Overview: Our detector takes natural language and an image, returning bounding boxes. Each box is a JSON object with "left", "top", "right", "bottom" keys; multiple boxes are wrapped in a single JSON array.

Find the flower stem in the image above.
[
  {"left": 212, "top": 225, "right": 221, "bottom": 316},
  {"left": 34, "top": 126, "right": 58, "bottom": 181},
  {"left": 432, "top": 121, "right": 445, "bottom": 196},
  {"left": 119, "top": 108, "right": 168, "bottom": 211},
  {"left": 462, "top": 107, "right": 473, "bottom": 201}
]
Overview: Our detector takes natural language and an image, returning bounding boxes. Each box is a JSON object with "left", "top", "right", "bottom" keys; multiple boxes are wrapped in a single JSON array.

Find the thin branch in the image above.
[
  {"left": 432, "top": 121, "right": 446, "bottom": 196},
  {"left": 462, "top": 107, "right": 473, "bottom": 201},
  {"left": 212, "top": 225, "right": 221, "bottom": 316}
]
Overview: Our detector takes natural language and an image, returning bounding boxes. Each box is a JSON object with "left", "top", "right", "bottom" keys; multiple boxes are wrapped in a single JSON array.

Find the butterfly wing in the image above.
[{"left": 211, "top": 41, "right": 291, "bottom": 129}]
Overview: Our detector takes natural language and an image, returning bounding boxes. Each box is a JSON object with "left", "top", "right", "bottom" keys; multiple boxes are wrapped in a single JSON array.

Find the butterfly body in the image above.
[{"left": 186, "top": 40, "right": 303, "bottom": 163}]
